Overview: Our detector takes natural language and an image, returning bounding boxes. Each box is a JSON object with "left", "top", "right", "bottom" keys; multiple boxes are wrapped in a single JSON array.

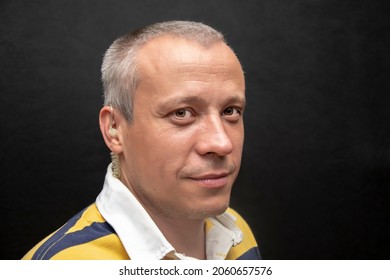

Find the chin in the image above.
[{"left": 187, "top": 202, "right": 230, "bottom": 219}]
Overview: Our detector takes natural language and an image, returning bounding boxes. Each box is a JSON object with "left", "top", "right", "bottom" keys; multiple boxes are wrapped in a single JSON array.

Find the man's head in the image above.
[{"left": 100, "top": 21, "right": 245, "bottom": 220}]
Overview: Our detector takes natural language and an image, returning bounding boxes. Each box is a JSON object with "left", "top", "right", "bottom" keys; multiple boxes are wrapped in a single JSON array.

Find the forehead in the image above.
[
  {"left": 133, "top": 36, "right": 245, "bottom": 111},
  {"left": 136, "top": 36, "right": 244, "bottom": 81}
]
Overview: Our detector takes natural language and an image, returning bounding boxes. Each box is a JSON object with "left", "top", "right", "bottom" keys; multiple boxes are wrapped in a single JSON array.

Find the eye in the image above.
[
  {"left": 222, "top": 107, "right": 242, "bottom": 118},
  {"left": 174, "top": 108, "right": 194, "bottom": 119},
  {"left": 169, "top": 108, "right": 196, "bottom": 125}
]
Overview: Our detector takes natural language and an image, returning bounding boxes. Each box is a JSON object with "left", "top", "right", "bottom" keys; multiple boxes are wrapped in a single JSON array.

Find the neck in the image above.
[
  {"left": 149, "top": 212, "right": 207, "bottom": 260},
  {"left": 119, "top": 170, "right": 207, "bottom": 259}
]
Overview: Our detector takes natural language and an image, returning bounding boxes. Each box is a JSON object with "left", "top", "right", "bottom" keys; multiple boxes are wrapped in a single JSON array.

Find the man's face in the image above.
[{"left": 120, "top": 37, "right": 245, "bottom": 220}]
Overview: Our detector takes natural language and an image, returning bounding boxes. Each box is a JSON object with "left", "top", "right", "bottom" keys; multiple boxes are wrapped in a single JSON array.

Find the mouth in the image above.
[{"left": 189, "top": 172, "right": 231, "bottom": 188}]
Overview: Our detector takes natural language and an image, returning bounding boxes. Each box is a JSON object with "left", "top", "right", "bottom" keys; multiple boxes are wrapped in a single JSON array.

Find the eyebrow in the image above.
[{"left": 158, "top": 94, "right": 246, "bottom": 111}]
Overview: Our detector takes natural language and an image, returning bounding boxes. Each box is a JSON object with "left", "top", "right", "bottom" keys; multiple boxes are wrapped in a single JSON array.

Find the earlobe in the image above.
[{"left": 99, "top": 105, "right": 122, "bottom": 153}]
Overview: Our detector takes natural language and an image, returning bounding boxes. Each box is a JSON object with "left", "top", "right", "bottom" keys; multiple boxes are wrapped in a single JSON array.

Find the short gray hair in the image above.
[{"left": 101, "top": 20, "right": 226, "bottom": 121}]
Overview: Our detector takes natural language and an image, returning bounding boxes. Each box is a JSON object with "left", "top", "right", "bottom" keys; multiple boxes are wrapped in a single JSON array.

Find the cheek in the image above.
[
  {"left": 229, "top": 125, "right": 244, "bottom": 151},
  {"left": 133, "top": 126, "right": 195, "bottom": 179}
]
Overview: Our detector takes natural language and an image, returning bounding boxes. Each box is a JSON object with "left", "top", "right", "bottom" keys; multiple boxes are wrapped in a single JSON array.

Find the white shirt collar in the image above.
[{"left": 96, "top": 164, "right": 243, "bottom": 260}]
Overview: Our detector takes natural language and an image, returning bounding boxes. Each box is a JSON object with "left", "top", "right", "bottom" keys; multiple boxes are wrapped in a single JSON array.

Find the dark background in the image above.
[{"left": 1, "top": 0, "right": 389, "bottom": 260}]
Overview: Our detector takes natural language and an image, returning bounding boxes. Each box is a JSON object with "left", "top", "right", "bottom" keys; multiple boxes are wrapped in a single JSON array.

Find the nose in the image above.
[{"left": 195, "top": 115, "right": 234, "bottom": 157}]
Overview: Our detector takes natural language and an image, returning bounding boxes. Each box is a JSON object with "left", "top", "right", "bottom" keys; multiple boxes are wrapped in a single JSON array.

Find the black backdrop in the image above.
[{"left": 1, "top": 0, "right": 389, "bottom": 260}]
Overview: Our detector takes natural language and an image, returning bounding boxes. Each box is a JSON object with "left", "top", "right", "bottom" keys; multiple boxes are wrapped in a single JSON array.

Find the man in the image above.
[{"left": 23, "top": 20, "right": 261, "bottom": 260}]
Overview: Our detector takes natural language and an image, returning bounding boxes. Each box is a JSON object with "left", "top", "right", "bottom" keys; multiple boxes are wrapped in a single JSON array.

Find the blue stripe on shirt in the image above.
[
  {"left": 32, "top": 208, "right": 115, "bottom": 260},
  {"left": 236, "top": 247, "right": 262, "bottom": 260}
]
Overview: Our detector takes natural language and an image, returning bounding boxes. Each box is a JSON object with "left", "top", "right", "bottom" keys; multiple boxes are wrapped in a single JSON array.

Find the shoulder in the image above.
[
  {"left": 225, "top": 207, "right": 262, "bottom": 260},
  {"left": 22, "top": 204, "right": 129, "bottom": 260}
]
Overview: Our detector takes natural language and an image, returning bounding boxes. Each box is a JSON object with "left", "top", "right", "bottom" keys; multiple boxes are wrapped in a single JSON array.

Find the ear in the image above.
[{"left": 99, "top": 106, "right": 124, "bottom": 154}]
